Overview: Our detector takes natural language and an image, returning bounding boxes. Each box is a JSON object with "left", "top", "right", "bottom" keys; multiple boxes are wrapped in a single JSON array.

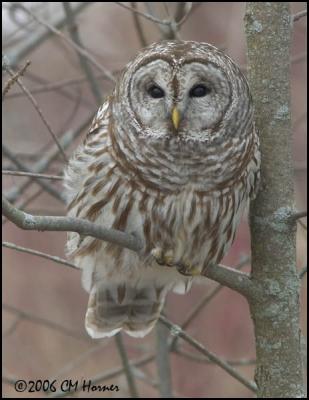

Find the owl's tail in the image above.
[{"left": 85, "top": 282, "right": 167, "bottom": 338}]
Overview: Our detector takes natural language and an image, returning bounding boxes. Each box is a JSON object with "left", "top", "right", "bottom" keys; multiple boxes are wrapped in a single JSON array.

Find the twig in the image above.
[
  {"left": 3, "top": 303, "right": 90, "bottom": 342},
  {"left": 3, "top": 145, "right": 65, "bottom": 203},
  {"left": 170, "top": 256, "right": 250, "bottom": 350},
  {"left": 2, "top": 170, "right": 63, "bottom": 180},
  {"left": 5, "top": 115, "right": 94, "bottom": 204},
  {"left": 156, "top": 321, "right": 173, "bottom": 397},
  {"left": 174, "top": 348, "right": 256, "bottom": 366},
  {"left": 130, "top": 2, "right": 148, "bottom": 47},
  {"left": 293, "top": 9, "right": 307, "bottom": 22},
  {"left": 50, "top": 354, "right": 155, "bottom": 397},
  {"left": 114, "top": 2, "right": 171, "bottom": 25},
  {"left": 62, "top": 2, "right": 102, "bottom": 105},
  {"left": 3, "top": 241, "right": 77, "bottom": 269},
  {"left": 2, "top": 56, "right": 68, "bottom": 162},
  {"left": 2, "top": 60, "right": 30, "bottom": 99},
  {"left": 7, "top": 2, "right": 93, "bottom": 67},
  {"left": 159, "top": 316, "right": 257, "bottom": 393},
  {"left": 115, "top": 333, "right": 139, "bottom": 398},
  {"left": 16, "top": 3, "right": 116, "bottom": 83}
]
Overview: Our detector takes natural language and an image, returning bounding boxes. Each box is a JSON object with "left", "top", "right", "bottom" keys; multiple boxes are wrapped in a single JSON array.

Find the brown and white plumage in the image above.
[{"left": 64, "top": 41, "right": 260, "bottom": 338}]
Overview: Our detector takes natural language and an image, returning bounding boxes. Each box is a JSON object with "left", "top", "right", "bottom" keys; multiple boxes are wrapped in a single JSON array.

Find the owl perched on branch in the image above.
[{"left": 64, "top": 41, "right": 260, "bottom": 339}]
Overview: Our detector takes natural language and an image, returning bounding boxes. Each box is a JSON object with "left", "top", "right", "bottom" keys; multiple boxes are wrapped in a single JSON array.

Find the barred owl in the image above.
[{"left": 64, "top": 41, "right": 260, "bottom": 339}]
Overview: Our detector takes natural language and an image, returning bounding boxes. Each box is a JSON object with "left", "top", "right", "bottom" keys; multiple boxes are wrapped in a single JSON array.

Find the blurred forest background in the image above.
[{"left": 2, "top": 2, "right": 307, "bottom": 398}]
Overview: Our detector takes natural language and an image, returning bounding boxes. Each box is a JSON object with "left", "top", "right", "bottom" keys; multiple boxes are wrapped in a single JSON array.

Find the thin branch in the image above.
[
  {"left": 16, "top": 4, "right": 116, "bottom": 84},
  {"left": 114, "top": 2, "right": 171, "bottom": 25},
  {"left": 2, "top": 60, "right": 30, "bottom": 99},
  {"left": 299, "top": 265, "right": 307, "bottom": 279},
  {"left": 3, "top": 145, "right": 65, "bottom": 203},
  {"left": 5, "top": 114, "right": 94, "bottom": 204},
  {"left": 2, "top": 170, "right": 63, "bottom": 180},
  {"left": 62, "top": 2, "right": 102, "bottom": 105},
  {"left": 289, "top": 210, "right": 307, "bottom": 221},
  {"left": 293, "top": 9, "right": 307, "bottom": 22},
  {"left": 156, "top": 321, "right": 173, "bottom": 397},
  {"left": 51, "top": 354, "right": 155, "bottom": 398},
  {"left": 3, "top": 197, "right": 256, "bottom": 297},
  {"left": 159, "top": 316, "right": 257, "bottom": 393},
  {"left": 130, "top": 2, "right": 148, "bottom": 47},
  {"left": 2, "top": 56, "right": 68, "bottom": 162},
  {"left": 3, "top": 303, "right": 90, "bottom": 342},
  {"left": 114, "top": 333, "right": 139, "bottom": 398},
  {"left": 170, "top": 256, "right": 250, "bottom": 350},
  {"left": 6, "top": 2, "right": 93, "bottom": 67},
  {"left": 2, "top": 197, "right": 142, "bottom": 252},
  {"left": 175, "top": 348, "right": 256, "bottom": 366},
  {"left": 3, "top": 241, "right": 77, "bottom": 269}
]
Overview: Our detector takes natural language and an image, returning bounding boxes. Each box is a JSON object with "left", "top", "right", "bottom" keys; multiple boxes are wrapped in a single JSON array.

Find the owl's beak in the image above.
[{"left": 171, "top": 106, "right": 180, "bottom": 130}]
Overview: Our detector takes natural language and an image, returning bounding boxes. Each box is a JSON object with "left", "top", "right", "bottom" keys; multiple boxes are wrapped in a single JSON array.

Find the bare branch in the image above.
[
  {"left": 114, "top": 333, "right": 139, "bottom": 397},
  {"left": 159, "top": 316, "right": 257, "bottom": 393},
  {"left": 3, "top": 241, "right": 77, "bottom": 269},
  {"left": 2, "top": 56, "right": 68, "bottom": 162},
  {"left": 130, "top": 2, "right": 148, "bottom": 47},
  {"left": 6, "top": 2, "right": 93, "bottom": 67},
  {"left": 2, "top": 170, "right": 63, "bottom": 180},
  {"left": 156, "top": 321, "right": 173, "bottom": 397},
  {"left": 3, "top": 145, "right": 65, "bottom": 203},
  {"left": 289, "top": 210, "right": 307, "bottom": 221},
  {"left": 114, "top": 2, "right": 171, "bottom": 25},
  {"left": 16, "top": 3, "right": 116, "bottom": 84},
  {"left": 293, "top": 9, "right": 307, "bottom": 22},
  {"left": 2, "top": 197, "right": 142, "bottom": 252},
  {"left": 299, "top": 265, "right": 307, "bottom": 279},
  {"left": 62, "top": 2, "right": 102, "bottom": 105},
  {"left": 3, "top": 303, "right": 90, "bottom": 342},
  {"left": 175, "top": 348, "right": 256, "bottom": 366},
  {"left": 2, "top": 60, "right": 30, "bottom": 99}
]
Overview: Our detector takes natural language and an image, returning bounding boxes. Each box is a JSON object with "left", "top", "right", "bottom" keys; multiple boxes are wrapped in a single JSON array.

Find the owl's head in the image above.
[{"left": 114, "top": 41, "right": 252, "bottom": 143}]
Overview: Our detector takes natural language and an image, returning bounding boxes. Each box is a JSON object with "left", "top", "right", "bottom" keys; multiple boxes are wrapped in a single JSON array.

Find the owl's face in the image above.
[
  {"left": 128, "top": 59, "right": 231, "bottom": 141},
  {"left": 115, "top": 41, "right": 251, "bottom": 144}
]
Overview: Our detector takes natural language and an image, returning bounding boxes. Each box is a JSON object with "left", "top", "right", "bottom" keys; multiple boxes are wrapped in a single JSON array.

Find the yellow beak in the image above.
[{"left": 172, "top": 107, "right": 180, "bottom": 130}]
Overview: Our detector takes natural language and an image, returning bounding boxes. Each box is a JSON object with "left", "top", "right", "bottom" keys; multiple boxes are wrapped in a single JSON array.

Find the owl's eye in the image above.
[
  {"left": 189, "top": 84, "right": 211, "bottom": 98},
  {"left": 147, "top": 85, "right": 165, "bottom": 99}
]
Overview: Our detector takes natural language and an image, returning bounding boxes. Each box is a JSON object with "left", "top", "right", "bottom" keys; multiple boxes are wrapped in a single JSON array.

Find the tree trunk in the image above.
[{"left": 245, "top": 2, "right": 305, "bottom": 397}]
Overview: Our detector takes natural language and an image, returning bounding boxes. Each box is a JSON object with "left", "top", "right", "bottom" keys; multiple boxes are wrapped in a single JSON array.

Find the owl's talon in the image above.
[
  {"left": 176, "top": 262, "right": 201, "bottom": 276},
  {"left": 151, "top": 248, "right": 175, "bottom": 267}
]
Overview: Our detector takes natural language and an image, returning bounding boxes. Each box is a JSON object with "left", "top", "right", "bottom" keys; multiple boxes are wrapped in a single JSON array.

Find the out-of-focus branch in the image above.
[
  {"left": 115, "top": 333, "right": 139, "bottom": 398},
  {"left": 2, "top": 170, "right": 63, "bottom": 180},
  {"left": 2, "top": 60, "right": 30, "bottom": 99},
  {"left": 62, "top": 2, "right": 102, "bottom": 105},
  {"left": 293, "top": 9, "right": 307, "bottom": 22},
  {"left": 5, "top": 115, "right": 93, "bottom": 203},
  {"left": 5, "top": 2, "right": 93, "bottom": 67},
  {"left": 16, "top": 3, "right": 116, "bottom": 84},
  {"left": 130, "top": 2, "right": 148, "bottom": 47},
  {"left": 2, "top": 56, "right": 68, "bottom": 162},
  {"left": 156, "top": 321, "right": 173, "bottom": 397},
  {"left": 159, "top": 316, "right": 257, "bottom": 393},
  {"left": 3, "top": 303, "right": 90, "bottom": 342},
  {"left": 3, "top": 241, "right": 77, "bottom": 269},
  {"left": 170, "top": 256, "right": 250, "bottom": 350},
  {"left": 289, "top": 210, "right": 307, "bottom": 221},
  {"left": 3, "top": 145, "right": 65, "bottom": 203}
]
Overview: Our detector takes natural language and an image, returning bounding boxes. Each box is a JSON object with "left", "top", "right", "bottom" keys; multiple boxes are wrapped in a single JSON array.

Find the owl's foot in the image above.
[
  {"left": 175, "top": 261, "right": 201, "bottom": 277},
  {"left": 151, "top": 247, "right": 174, "bottom": 267}
]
